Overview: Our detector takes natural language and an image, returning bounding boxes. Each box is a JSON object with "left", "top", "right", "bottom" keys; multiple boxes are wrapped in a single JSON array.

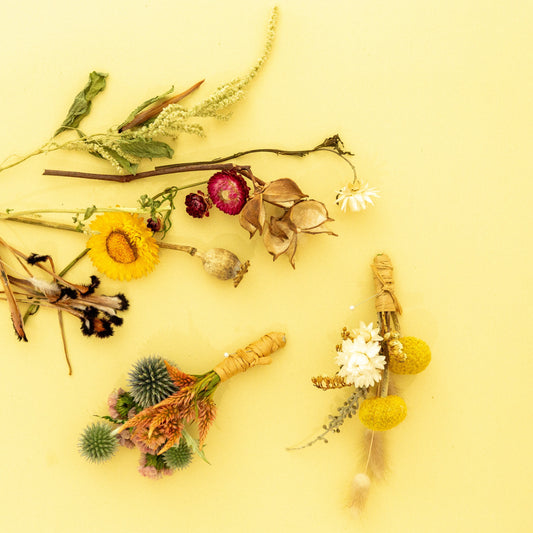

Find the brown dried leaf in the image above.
[
  {"left": 239, "top": 194, "right": 266, "bottom": 237},
  {"left": 262, "top": 178, "right": 308, "bottom": 207},
  {"left": 289, "top": 200, "right": 333, "bottom": 231}
]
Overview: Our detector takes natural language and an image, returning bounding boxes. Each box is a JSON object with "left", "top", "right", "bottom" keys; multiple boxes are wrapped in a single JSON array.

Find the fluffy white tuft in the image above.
[{"left": 350, "top": 473, "right": 371, "bottom": 516}]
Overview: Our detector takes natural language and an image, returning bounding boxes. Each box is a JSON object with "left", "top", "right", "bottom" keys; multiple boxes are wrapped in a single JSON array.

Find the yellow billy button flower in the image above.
[
  {"left": 389, "top": 336, "right": 431, "bottom": 375},
  {"left": 358, "top": 395, "right": 407, "bottom": 431},
  {"left": 87, "top": 212, "right": 159, "bottom": 281}
]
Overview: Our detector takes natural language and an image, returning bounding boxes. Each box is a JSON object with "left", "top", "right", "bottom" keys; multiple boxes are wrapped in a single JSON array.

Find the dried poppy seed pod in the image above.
[{"left": 195, "top": 248, "right": 250, "bottom": 287}]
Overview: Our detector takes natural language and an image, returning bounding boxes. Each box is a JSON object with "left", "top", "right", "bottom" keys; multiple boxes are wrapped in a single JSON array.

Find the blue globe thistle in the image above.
[
  {"left": 128, "top": 356, "right": 178, "bottom": 408},
  {"left": 79, "top": 422, "right": 118, "bottom": 463},
  {"left": 163, "top": 439, "right": 193, "bottom": 470}
]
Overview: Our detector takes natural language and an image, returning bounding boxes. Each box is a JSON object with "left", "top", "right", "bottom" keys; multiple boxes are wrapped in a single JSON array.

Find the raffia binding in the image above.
[
  {"left": 372, "top": 254, "right": 402, "bottom": 314},
  {"left": 213, "top": 332, "right": 286, "bottom": 381}
]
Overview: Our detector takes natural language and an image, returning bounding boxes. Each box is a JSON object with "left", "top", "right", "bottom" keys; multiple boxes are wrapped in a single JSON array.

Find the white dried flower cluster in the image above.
[
  {"left": 336, "top": 182, "right": 380, "bottom": 212},
  {"left": 335, "top": 322, "right": 385, "bottom": 388}
]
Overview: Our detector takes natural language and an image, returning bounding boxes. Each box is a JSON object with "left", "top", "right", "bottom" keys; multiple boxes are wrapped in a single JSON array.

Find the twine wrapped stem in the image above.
[{"left": 213, "top": 332, "right": 286, "bottom": 381}]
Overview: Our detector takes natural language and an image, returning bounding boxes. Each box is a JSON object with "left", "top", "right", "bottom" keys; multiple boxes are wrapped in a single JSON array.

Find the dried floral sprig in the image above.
[
  {"left": 0, "top": 236, "right": 128, "bottom": 374},
  {"left": 289, "top": 254, "right": 431, "bottom": 514},
  {"left": 2, "top": 196, "right": 250, "bottom": 286},
  {"left": 0, "top": 8, "right": 278, "bottom": 175},
  {"left": 79, "top": 332, "right": 286, "bottom": 477}
]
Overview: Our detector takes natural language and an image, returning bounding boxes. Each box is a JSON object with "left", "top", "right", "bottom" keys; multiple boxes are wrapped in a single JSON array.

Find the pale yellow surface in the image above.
[{"left": 0, "top": 1, "right": 531, "bottom": 532}]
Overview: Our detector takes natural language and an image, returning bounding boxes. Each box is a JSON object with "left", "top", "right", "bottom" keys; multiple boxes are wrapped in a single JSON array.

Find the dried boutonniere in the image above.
[
  {"left": 289, "top": 254, "right": 430, "bottom": 514},
  {"left": 79, "top": 332, "right": 286, "bottom": 478},
  {"left": 0, "top": 236, "right": 128, "bottom": 374},
  {"left": 0, "top": 8, "right": 278, "bottom": 176}
]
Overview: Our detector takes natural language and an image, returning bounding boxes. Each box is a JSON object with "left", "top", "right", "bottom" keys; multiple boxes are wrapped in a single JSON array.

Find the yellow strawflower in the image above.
[
  {"left": 87, "top": 212, "right": 159, "bottom": 281},
  {"left": 389, "top": 336, "right": 431, "bottom": 375},
  {"left": 358, "top": 395, "right": 407, "bottom": 431}
]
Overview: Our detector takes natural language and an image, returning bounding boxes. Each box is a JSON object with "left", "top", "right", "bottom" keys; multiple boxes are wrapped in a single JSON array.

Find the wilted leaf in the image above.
[
  {"left": 239, "top": 194, "right": 266, "bottom": 237},
  {"left": 117, "top": 139, "right": 174, "bottom": 159},
  {"left": 289, "top": 199, "right": 332, "bottom": 231},
  {"left": 262, "top": 178, "right": 307, "bottom": 207},
  {"left": 83, "top": 205, "right": 97, "bottom": 220},
  {"left": 55, "top": 71, "right": 108, "bottom": 136}
]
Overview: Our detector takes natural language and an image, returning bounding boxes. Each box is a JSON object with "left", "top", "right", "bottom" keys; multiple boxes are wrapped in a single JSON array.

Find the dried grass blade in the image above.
[{"left": 0, "top": 260, "right": 27, "bottom": 341}]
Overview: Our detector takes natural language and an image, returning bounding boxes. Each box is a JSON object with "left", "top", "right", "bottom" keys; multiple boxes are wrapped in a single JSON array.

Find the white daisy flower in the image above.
[
  {"left": 335, "top": 336, "right": 385, "bottom": 388},
  {"left": 352, "top": 321, "right": 383, "bottom": 343},
  {"left": 335, "top": 183, "right": 379, "bottom": 212}
]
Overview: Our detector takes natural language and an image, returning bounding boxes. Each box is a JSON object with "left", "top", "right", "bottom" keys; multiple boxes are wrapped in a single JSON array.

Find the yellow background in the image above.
[{"left": 0, "top": 1, "right": 531, "bottom": 532}]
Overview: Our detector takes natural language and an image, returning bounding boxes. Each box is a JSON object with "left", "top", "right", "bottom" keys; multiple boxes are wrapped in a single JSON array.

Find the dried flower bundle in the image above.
[
  {"left": 0, "top": 236, "right": 128, "bottom": 374},
  {"left": 79, "top": 332, "right": 286, "bottom": 478},
  {"left": 289, "top": 254, "right": 431, "bottom": 514}
]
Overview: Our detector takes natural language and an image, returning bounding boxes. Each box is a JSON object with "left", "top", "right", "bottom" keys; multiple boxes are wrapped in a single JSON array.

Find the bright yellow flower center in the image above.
[{"left": 105, "top": 231, "right": 137, "bottom": 264}]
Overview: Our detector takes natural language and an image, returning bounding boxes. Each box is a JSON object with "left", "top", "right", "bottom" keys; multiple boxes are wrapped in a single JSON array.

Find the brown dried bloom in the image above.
[{"left": 239, "top": 178, "right": 335, "bottom": 267}]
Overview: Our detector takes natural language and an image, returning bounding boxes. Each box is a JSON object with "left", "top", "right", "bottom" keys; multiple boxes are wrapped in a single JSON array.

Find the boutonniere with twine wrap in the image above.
[
  {"left": 79, "top": 332, "right": 286, "bottom": 478},
  {"left": 289, "top": 254, "right": 431, "bottom": 514}
]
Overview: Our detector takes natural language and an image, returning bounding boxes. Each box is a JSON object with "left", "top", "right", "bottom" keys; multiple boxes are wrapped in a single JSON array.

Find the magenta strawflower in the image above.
[
  {"left": 207, "top": 171, "right": 250, "bottom": 215},
  {"left": 185, "top": 191, "right": 211, "bottom": 218},
  {"left": 146, "top": 217, "right": 162, "bottom": 232}
]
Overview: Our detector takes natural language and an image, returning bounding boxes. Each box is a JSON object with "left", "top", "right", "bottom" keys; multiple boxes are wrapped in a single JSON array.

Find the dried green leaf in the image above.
[
  {"left": 117, "top": 86, "right": 174, "bottom": 132},
  {"left": 118, "top": 139, "right": 174, "bottom": 160},
  {"left": 181, "top": 427, "right": 210, "bottom": 464},
  {"left": 55, "top": 71, "right": 108, "bottom": 136},
  {"left": 83, "top": 205, "right": 97, "bottom": 220}
]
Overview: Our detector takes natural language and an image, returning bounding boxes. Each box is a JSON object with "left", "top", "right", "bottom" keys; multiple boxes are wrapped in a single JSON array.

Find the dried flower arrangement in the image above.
[
  {"left": 79, "top": 332, "right": 286, "bottom": 478},
  {"left": 289, "top": 254, "right": 431, "bottom": 514},
  {"left": 0, "top": 7, "right": 380, "bottom": 381}
]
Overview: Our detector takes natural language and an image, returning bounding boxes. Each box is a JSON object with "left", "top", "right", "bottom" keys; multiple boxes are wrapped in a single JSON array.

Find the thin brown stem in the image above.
[
  {"left": 158, "top": 242, "right": 197, "bottom": 255},
  {"left": 57, "top": 311, "right": 73, "bottom": 375},
  {"left": 4, "top": 216, "right": 82, "bottom": 233},
  {"left": 43, "top": 163, "right": 249, "bottom": 182},
  {"left": 42, "top": 135, "right": 355, "bottom": 184}
]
